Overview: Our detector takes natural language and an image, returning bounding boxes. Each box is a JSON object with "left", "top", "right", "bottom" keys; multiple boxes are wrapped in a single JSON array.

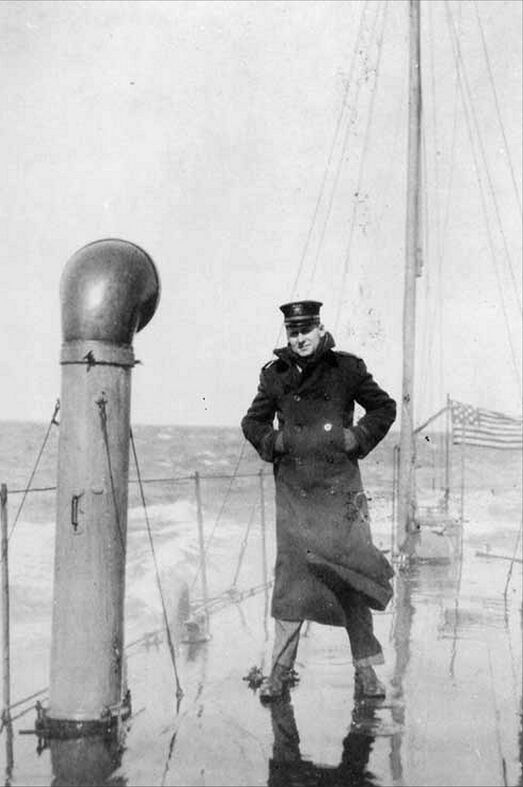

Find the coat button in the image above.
[
  {"left": 329, "top": 487, "right": 337, "bottom": 495},
  {"left": 294, "top": 394, "right": 301, "bottom": 402},
  {"left": 323, "top": 423, "right": 332, "bottom": 432}
]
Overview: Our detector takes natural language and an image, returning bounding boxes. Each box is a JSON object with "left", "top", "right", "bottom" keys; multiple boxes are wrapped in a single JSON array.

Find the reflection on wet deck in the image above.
[{"left": 4, "top": 525, "right": 522, "bottom": 787}]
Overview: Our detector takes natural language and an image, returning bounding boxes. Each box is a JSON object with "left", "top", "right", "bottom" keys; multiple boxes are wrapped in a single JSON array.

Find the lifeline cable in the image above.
[
  {"left": 130, "top": 428, "right": 184, "bottom": 701},
  {"left": 8, "top": 399, "right": 60, "bottom": 540},
  {"left": 0, "top": 687, "right": 49, "bottom": 734}
]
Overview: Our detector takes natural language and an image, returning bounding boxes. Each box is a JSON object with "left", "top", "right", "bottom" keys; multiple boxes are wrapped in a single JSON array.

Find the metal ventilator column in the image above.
[{"left": 45, "top": 239, "right": 160, "bottom": 736}]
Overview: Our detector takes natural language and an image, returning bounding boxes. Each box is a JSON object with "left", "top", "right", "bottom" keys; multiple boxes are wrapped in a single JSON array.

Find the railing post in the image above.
[
  {"left": 258, "top": 470, "right": 268, "bottom": 587},
  {"left": 194, "top": 472, "right": 210, "bottom": 635},
  {"left": 1, "top": 484, "right": 11, "bottom": 721},
  {"left": 258, "top": 469, "right": 271, "bottom": 640},
  {"left": 392, "top": 445, "right": 400, "bottom": 555},
  {"left": 1, "top": 483, "right": 13, "bottom": 776},
  {"left": 444, "top": 394, "right": 451, "bottom": 513},
  {"left": 459, "top": 442, "right": 466, "bottom": 525}
]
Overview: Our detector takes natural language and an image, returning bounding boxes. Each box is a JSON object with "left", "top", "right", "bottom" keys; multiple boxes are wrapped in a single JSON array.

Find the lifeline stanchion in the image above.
[
  {"left": 130, "top": 429, "right": 184, "bottom": 701},
  {"left": 444, "top": 394, "right": 451, "bottom": 513},
  {"left": 459, "top": 441, "right": 466, "bottom": 525},
  {"left": 259, "top": 468, "right": 270, "bottom": 642},
  {"left": 1, "top": 484, "right": 11, "bottom": 729},
  {"left": 194, "top": 472, "right": 210, "bottom": 637},
  {"left": 1, "top": 484, "right": 13, "bottom": 779},
  {"left": 188, "top": 439, "right": 248, "bottom": 595},
  {"left": 231, "top": 503, "right": 256, "bottom": 589},
  {"left": 258, "top": 469, "right": 268, "bottom": 591},
  {"left": 391, "top": 445, "right": 400, "bottom": 557},
  {"left": 503, "top": 524, "right": 523, "bottom": 599}
]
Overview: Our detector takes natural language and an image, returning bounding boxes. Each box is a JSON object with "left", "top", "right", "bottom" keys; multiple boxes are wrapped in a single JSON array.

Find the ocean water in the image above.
[
  {"left": 0, "top": 422, "right": 279, "bottom": 701},
  {"left": 1, "top": 420, "right": 520, "bottom": 637},
  {"left": 0, "top": 421, "right": 521, "bottom": 786}
]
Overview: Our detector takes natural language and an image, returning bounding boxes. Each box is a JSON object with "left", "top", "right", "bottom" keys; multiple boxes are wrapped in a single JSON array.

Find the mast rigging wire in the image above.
[
  {"left": 419, "top": 3, "right": 464, "bottom": 426},
  {"left": 473, "top": 0, "right": 522, "bottom": 218},
  {"left": 417, "top": 1, "right": 463, "bottom": 432},
  {"left": 424, "top": 1, "right": 447, "bottom": 418},
  {"left": 417, "top": 129, "right": 435, "bottom": 423},
  {"left": 334, "top": 0, "right": 390, "bottom": 333},
  {"left": 373, "top": 65, "right": 408, "bottom": 243},
  {"left": 305, "top": 1, "right": 384, "bottom": 296},
  {"left": 446, "top": 1, "right": 522, "bottom": 315},
  {"left": 286, "top": 0, "right": 372, "bottom": 306},
  {"left": 445, "top": 1, "right": 522, "bottom": 394},
  {"left": 422, "top": 3, "right": 461, "bottom": 430}
]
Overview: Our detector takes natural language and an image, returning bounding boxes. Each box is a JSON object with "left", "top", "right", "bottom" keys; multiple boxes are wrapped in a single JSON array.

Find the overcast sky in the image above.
[{"left": 1, "top": 0, "right": 521, "bottom": 427}]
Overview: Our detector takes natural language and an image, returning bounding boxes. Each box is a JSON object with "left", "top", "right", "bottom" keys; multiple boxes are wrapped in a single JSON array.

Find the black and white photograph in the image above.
[{"left": 0, "top": 1, "right": 521, "bottom": 785}]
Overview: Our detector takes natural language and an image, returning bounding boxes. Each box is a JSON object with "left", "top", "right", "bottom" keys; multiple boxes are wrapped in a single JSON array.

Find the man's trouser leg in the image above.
[
  {"left": 343, "top": 591, "right": 384, "bottom": 667},
  {"left": 271, "top": 619, "right": 303, "bottom": 674},
  {"left": 343, "top": 591, "right": 386, "bottom": 696},
  {"left": 260, "top": 619, "right": 303, "bottom": 701}
]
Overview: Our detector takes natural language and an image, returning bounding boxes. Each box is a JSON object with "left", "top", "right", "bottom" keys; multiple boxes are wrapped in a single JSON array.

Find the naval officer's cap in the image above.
[{"left": 279, "top": 300, "right": 323, "bottom": 329}]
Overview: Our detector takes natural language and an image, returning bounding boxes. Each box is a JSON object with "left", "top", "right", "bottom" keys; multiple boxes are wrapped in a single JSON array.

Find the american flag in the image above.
[{"left": 450, "top": 400, "right": 522, "bottom": 449}]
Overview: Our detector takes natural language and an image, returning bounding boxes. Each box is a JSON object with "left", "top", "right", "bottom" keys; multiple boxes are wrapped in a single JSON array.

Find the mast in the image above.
[{"left": 397, "top": 0, "right": 422, "bottom": 548}]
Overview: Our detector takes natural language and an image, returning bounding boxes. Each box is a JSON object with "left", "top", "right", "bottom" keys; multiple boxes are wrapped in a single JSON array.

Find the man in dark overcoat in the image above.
[{"left": 241, "top": 300, "right": 396, "bottom": 701}]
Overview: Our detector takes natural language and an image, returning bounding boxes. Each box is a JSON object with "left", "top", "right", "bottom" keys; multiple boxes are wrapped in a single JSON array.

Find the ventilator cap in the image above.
[{"left": 279, "top": 300, "right": 323, "bottom": 329}]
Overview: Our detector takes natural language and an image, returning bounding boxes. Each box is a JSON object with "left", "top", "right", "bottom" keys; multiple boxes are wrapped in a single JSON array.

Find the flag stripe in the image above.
[
  {"left": 450, "top": 399, "right": 522, "bottom": 450},
  {"left": 453, "top": 436, "right": 522, "bottom": 447},
  {"left": 455, "top": 426, "right": 521, "bottom": 438}
]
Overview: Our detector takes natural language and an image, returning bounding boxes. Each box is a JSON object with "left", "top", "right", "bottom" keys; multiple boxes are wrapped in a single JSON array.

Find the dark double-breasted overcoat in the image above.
[{"left": 241, "top": 333, "right": 396, "bottom": 626}]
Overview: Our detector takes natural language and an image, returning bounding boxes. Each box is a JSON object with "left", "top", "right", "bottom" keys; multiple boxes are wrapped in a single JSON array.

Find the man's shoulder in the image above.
[
  {"left": 261, "top": 357, "right": 287, "bottom": 374},
  {"left": 331, "top": 350, "right": 365, "bottom": 369},
  {"left": 328, "top": 350, "right": 369, "bottom": 379}
]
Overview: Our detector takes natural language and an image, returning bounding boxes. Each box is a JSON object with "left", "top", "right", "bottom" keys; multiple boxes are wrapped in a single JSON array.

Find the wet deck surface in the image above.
[{"left": 3, "top": 520, "right": 522, "bottom": 786}]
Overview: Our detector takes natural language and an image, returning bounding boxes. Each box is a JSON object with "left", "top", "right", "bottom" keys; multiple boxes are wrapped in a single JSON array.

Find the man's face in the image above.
[{"left": 286, "top": 323, "right": 324, "bottom": 357}]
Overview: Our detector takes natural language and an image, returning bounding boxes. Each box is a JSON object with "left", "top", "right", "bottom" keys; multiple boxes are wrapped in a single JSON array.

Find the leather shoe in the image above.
[
  {"left": 259, "top": 674, "right": 286, "bottom": 702},
  {"left": 259, "top": 667, "right": 299, "bottom": 703}
]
